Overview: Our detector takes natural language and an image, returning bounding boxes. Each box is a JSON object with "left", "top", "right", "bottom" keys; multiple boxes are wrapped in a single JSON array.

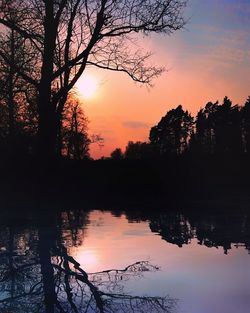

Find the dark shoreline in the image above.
[{"left": 1, "top": 155, "right": 250, "bottom": 213}]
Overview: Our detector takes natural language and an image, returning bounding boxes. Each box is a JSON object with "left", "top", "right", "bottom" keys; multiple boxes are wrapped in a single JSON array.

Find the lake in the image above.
[{"left": 0, "top": 207, "right": 250, "bottom": 313}]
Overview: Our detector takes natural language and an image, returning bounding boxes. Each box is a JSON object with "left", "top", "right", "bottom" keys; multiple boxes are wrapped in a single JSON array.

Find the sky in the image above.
[{"left": 79, "top": 0, "right": 250, "bottom": 159}]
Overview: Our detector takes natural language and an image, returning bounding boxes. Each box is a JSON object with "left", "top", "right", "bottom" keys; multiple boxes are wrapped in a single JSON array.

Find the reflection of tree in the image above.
[
  {"left": 139, "top": 210, "right": 250, "bottom": 254},
  {"left": 61, "top": 209, "right": 90, "bottom": 247},
  {"left": 188, "top": 212, "right": 250, "bottom": 254},
  {"left": 0, "top": 226, "right": 42, "bottom": 313},
  {"left": 0, "top": 210, "right": 176, "bottom": 313},
  {"left": 53, "top": 252, "right": 175, "bottom": 313},
  {"left": 149, "top": 212, "right": 193, "bottom": 247}
]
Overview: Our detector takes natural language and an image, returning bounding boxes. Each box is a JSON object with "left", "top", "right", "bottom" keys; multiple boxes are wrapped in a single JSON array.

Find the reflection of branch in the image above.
[
  {"left": 52, "top": 249, "right": 176, "bottom": 313},
  {"left": 62, "top": 250, "right": 88, "bottom": 313},
  {"left": 89, "top": 260, "right": 159, "bottom": 275},
  {"left": 55, "top": 246, "right": 104, "bottom": 313},
  {"left": 89, "top": 261, "right": 160, "bottom": 293},
  {"left": 101, "top": 293, "right": 176, "bottom": 313}
]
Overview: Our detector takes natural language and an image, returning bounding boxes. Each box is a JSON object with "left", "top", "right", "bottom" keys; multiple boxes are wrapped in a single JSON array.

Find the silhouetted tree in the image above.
[
  {"left": 0, "top": 27, "right": 37, "bottom": 156},
  {"left": 62, "top": 98, "right": 90, "bottom": 160},
  {"left": 124, "top": 141, "right": 157, "bottom": 159},
  {"left": 190, "top": 97, "right": 243, "bottom": 156},
  {"left": 190, "top": 101, "right": 219, "bottom": 155},
  {"left": 110, "top": 148, "right": 123, "bottom": 160},
  {"left": 213, "top": 97, "right": 242, "bottom": 155},
  {"left": 125, "top": 141, "right": 142, "bottom": 159},
  {"left": 149, "top": 105, "right": 193, "bottom": 156},
  {"left": 242, "top": 96, "right": 250, "bottom": 154}
]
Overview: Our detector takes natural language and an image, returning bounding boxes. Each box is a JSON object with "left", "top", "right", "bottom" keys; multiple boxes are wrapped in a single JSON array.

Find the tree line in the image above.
[{"left": 111, "top": 96, "right": 250, "bottom": 160}]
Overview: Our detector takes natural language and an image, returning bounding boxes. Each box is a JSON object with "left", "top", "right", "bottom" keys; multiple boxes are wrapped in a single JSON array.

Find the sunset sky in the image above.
[{"left": 79, "top": 0, "right": 250, "bottom": 159}]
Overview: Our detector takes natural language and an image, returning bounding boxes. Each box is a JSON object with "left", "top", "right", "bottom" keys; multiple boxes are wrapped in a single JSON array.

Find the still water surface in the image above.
[{"left": 0, "top": 208, "right": 250, "bottom": 313}]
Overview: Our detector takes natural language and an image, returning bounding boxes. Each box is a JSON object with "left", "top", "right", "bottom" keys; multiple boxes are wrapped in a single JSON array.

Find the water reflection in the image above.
[
  {"left": 0, "top": 207, "right": 250, "bottom": 313},
  {"left": 124, "top": 209, "right": 250, "bottom": 254},
  {"left": 0, "top": 209, "right": 175, "bottom": 313}
]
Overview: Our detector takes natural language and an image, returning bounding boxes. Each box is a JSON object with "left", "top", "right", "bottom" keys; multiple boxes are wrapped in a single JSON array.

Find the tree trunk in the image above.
[
  {"left": 7, "top": 29, "right": 15, "bottom": 155},
  {"left": 36, "top": 2, "right": 57, "bottom": 162},
  {"left": 38, "top": 226, "right": 57, "bottom": 313},
  {"left": 37, "top": 104, "right": 57, "bottom": 161},
  {"left": 56, "top": 113, "right": 63, "bottom": 158},
  {"left": 8, "top": 30, "right": 15, "bottom": 134}
]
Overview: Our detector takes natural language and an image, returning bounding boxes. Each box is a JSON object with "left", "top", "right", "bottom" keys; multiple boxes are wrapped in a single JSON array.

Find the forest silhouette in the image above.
[
  {"left": 0, "top": 0, "right": 249, "bottom": 205},
  {"left": 112, "top": 96, "right": 250, "bottom": 159},
  {"left": 1, "top": 95, "right": 250, "bottom": 207}
]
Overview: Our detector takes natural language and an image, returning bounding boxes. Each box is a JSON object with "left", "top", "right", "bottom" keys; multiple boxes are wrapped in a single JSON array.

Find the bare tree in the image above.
[
  {"left": 62, "top": 97, "right": 91, "bottom": 160},
  {"left": 0, "top": 0, "right": 188, "bottom": 160},
  {"left": 0, "top": 27, "right": 38, "bottom": 155}
]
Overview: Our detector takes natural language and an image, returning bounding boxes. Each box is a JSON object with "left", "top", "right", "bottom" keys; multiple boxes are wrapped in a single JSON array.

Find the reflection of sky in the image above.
[
  {"left": 69, "top": 210, "right": 250, "bottom": 313},
  {"left": 84, "top": 0, "right": 250, "bottom": 158}
]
